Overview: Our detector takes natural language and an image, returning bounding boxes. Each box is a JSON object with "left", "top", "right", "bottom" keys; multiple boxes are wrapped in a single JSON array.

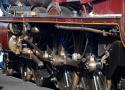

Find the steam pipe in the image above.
[{"left": 56, "top": 25, "right": 113, "bottom": 36}]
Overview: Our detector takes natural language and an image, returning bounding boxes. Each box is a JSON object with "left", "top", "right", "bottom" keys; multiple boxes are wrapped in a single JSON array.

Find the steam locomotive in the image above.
[{"left": 0, "top": 0, "right": 125, "bottom": 90}]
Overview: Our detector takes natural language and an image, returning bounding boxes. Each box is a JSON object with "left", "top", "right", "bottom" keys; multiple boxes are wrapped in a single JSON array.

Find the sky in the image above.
[
  {"left": 0, "top": 0, "right": 10, "bottom": 16},
  {"left": 0, "top": 8, "right": 3, "bottom": 16},
  {"left": 0, "top": 0, "right": 9, "bottom": 5}
]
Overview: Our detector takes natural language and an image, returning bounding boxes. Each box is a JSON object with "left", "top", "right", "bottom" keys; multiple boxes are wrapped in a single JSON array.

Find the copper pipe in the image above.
[{"left": 56, "top": 25, "right": 113, "bottom": 36}]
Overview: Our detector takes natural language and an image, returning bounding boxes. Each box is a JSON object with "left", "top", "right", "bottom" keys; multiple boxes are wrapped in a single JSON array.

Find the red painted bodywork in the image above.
[
  {"left": 0, "top": 0, "right": 125, "bottom": 48},
  {"left": 0, "top": 23, "right": 8, "bottom": 49},
  {"left": 80, "top": 0, "right": 94, "bottom": 4},
  {"left": 93, "top": 0, "right": 123, "bottom": 14},
  {"left": 93, "top": 0, "right": 125, "bottom": 46}
]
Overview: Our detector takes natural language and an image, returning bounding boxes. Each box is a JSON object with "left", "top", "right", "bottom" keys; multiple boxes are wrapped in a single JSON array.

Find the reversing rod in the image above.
[{"left": 56, "top": 25, "right": 113, "bottom": 36}]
